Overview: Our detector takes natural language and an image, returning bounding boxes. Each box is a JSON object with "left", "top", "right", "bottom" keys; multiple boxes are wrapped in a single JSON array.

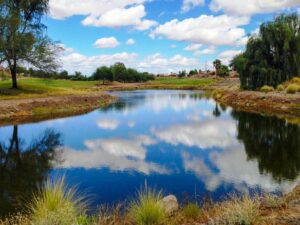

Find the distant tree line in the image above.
[
  {"left": 231, "top": 14, "right": 300, "bottom": 90},
  {"left": 16, "top": 62, "right": 155, "bottom": 83},
  {"left": 92, "top": 62, "right": 155, "bottom": 83}
]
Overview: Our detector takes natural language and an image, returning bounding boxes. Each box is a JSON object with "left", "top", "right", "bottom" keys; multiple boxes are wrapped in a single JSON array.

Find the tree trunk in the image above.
[{"left": 10, "top": 66, "right": 18, "bottom": 89}]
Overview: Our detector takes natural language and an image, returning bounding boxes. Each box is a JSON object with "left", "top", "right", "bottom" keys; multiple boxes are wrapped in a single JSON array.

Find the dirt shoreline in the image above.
[
  {"left": 0, "top": 92, "right": 117, "bottom": 126},
  {"left": 211, "top": 78, "right": 300, "bottom": 123},
  {"left": 0, "top": 78, "right": 299, "bottom": 126}
]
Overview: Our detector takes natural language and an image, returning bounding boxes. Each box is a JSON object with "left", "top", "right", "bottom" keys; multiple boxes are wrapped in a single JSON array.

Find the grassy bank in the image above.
[
  {"left": 0, "top": 78, "right": 101, "bottom": 100},
  {"left": 144, "top": 77, "right": 215, "bottom": 89},
  {"left": 0, "top": 77, "right": 215, "bottom": 125},
  {"left": 1, "top": 178, "right": 300, "bottom": 225},
  {"left": 1, "top": 77, "right": 300, "bottom": 125},
  {"left": 0, "top": 77, "right": 215, "bottom": 100}
]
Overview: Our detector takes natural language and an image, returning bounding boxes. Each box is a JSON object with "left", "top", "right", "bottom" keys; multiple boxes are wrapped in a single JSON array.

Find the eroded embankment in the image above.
[
  {"left": 0, "top": 93, "right": 117, "bottom": 126},
  {"left": 211, "top": 78, "right": 300, "bottom": 123}
]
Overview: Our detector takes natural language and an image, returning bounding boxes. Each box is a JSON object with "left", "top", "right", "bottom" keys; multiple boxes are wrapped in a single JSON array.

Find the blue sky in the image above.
[{"left": 44, "top": 0, "right": 300, "bottom": 75}]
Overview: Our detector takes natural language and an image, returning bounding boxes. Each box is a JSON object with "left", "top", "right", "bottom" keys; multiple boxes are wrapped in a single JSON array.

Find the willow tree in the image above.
[
  {"left": 0, "top": 0, "right": 60, "bottom": 88},
  {"left": 231, "top": 14, "right": 300, "bottom": 90}
]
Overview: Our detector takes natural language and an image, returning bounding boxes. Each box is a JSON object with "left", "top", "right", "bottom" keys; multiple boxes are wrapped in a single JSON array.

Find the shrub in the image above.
[
  {"left": 129, "top": 188, "right": 166, "bottom": 225},
  {"left": 216, "top": 65, "right": 230, "bottom": 77},
  {"left": 292, "top": 77, "right": 300, "bottom": 84},
  {"left": 286, "top": 84, "right": 300, "bottom": 94},
  {"left": 29, "top": 177, "right": 86, "bottom": 225},
  {"left": 260, "top": 85, "right": 274, "bottom": 93},
  {"left": 276, "top": 84, "right": 285, "bottom": 91},
  {"left": 182, "top": 203, "right": 201, "bottom": 220},
  {"left": 219, "top": 194, "right": 260, "bottom": 225}
]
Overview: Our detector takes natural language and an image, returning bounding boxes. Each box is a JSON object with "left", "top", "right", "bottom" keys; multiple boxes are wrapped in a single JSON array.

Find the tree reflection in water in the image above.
[
  {"left": 232, "top": 111, "right": 300, "bottom": 182},
  {"left": 0, "top": 126, "right": 62, "bottom": 217}
]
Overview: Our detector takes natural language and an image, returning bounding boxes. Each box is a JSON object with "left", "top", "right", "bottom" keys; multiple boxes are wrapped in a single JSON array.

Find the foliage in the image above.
[
  {"left": 178, "top": 70, "right": 187, "bottom": 78},
  {"left": 0, "top": 0, "right": 60, "bottom": 88},
  {"left": 231, "top": 14, "right": 300, "bottom": 90},
  {"left": 260, "top": 85, "right": 275, "bottom": 93},
  {"left": 92, "top": 66, "right": 113, "bottom": 84},
  {"left": 188, "top": 69, "right": 198, "bottom": 76},
  {"left": 213, "top": 59, "right": 222, "bottom": 71},
  {"left": 213, "top": 59, "right": 229, "bottom": 77},
  {"left": 129, "top": 188, "right": 166, "bottom": 225},
  {"left": 277, "top": 84, "right": 285, "bottom": 91},
  {"left": 92, "top": 63, "right": 155, "bottom": 83},
  {"left": 182, "top": 203, "right": 201, "bottom": 220},
  {"left": 216, "top": 65, "right": 230, "bottom": 77},
  {"left": 29, "top": 177, "right": 86, "bottom": 225},
  {"left": 286, "top": 84, "right": 300, "bottom": 94},
  {"left": 70, "top": 71, "right": 88, "bottom": 81}
]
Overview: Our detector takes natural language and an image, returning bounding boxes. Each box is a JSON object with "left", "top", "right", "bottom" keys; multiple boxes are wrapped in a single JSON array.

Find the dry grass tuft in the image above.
[
  {"left": 129, "top": 188, "right": 166, "bottom": 225},
  {"left": 215, "top": 194, "right": 261, "bottom": 225},
  {"left": 29, "top": 177, "right": 87, "bottom": 225}
]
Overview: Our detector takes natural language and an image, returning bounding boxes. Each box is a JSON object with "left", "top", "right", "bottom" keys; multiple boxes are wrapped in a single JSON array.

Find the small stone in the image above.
[{"left": 160, "top": 195, "right": 179, "bottom": 215}]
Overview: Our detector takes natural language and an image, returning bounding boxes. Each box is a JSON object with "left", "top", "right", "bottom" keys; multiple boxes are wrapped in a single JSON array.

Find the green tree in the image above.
[
  {"left": 217, "top": 65, "right": 230, "bottom": 77},
  {"left": 0, "top": 0, "right": 60, "bottom": 88},
  {"left": 213, "top": 59, "right": 222, "bottom": 71},
  {"left": 178, "top": 70, "right": 186, "bottom": 78},
  {"left": 188, "top": 69, "right": 198, "bottom": 76},
  {"left": 231, "top": 14, "right": 300, "bottom": 90},
  {"left": 93, "top": 66, "right": 114, "bottom": 84},
  {"left": 112, "top": 62, "right": 127, "bottom": 82}
]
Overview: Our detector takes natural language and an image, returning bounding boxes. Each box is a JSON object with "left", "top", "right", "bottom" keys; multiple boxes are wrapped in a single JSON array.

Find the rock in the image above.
[{"left": 160, "top": 195, "right": 179, "bottom": 215}]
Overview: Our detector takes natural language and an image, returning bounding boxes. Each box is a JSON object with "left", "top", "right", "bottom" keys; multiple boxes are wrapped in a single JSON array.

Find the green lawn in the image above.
[
  {"left": 0, "top": 78, "right": 100, "bottom": 100},
  {"left": 148, "top": 77, "right": 214, "bottom": 87},
  {"left": 0, "top": 77, "right": 215, "bottom": 100}
]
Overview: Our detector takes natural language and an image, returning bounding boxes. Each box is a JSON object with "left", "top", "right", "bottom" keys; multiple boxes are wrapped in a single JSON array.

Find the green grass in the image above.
[
  {"left": 29, "top": 177, "right": 86, "bottom": 225},
  {"left": 0, "top": 77, "right": 215, "bottom": 100},
  {"left": 129, "top": 188, "right": 166, "bottom": 225},
  {"left": 0, "top": 78, "right": 100, "bottom": 100},
  {"left": 148, "top": 77, "right": 214, "bottom": 87}
]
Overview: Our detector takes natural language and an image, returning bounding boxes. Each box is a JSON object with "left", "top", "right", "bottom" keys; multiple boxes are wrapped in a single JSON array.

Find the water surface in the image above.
[{"left": 0, "top": 90, "right": 299, "bottom": 216}]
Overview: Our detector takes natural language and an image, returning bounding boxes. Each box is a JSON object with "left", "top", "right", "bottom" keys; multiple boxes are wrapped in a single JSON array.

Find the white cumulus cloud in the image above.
[
  {"left": 151, "top": 14, "right": 250, "bottom": 46},
  {"left": 94, "top": 37, "right": 120, "bottom": 49},
  {"left": 210, "top": 0, "right": 300, "bottom": 16},
  {"left": 218, "top": 49, "right": 243, "bottom": 64},
  {"left": 49, "top": 1, "right": 156, "bottom": 30},
  {"left": 181, "top": 0, "right": 205, "bottom": 12},
  {"left": 138, "top": 53, "right": 200, "bottom": 74},
  {"left": 126, "top": 38, "right": 136, "bottom": 45},
  {"left": 82, "top": 4, "right": 157, "bottom": 30},
  {"left": 194, "top": 46, "right": 216, "bottom": 56},
  {"left": 184, "top": 43, "right": 203, "bottom": 51},
  {"left": 61, "top": 51, "right": 138, "bottom": 75}
]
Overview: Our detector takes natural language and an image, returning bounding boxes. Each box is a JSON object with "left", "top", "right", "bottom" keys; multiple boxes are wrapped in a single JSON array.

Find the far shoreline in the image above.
[{"left": 0, "top": 77, "right": 299, "bottom": 126}]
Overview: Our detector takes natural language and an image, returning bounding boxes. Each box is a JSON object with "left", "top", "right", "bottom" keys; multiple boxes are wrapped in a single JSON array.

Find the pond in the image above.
[{"left": 0, "top": 90, "right": 300, "bottom": 216}]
